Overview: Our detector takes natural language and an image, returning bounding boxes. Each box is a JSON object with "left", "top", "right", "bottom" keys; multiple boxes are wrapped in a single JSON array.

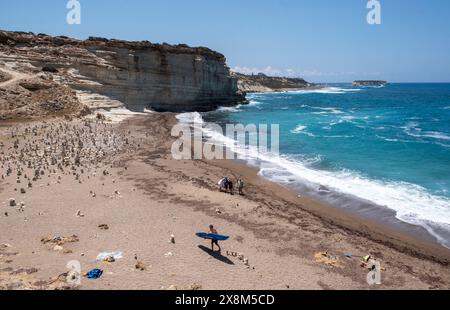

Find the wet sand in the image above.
[{"left": 0, "top": 113, "right": 449, "bottom": 290}]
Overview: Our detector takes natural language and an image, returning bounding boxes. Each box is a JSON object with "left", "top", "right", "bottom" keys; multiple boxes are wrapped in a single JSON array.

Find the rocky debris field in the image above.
[
  {"left": 0, "top": 67, "right": 90, "bottom": 121},
  {"left": 0, "top": 119, "right": 128, "bottom": 186},
  {"left": 0, "top": 70, "right": 11, "bottom": 83}
]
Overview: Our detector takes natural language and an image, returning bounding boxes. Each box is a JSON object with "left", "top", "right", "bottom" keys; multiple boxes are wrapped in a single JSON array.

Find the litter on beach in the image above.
[
  {"left": 96, "top": 251, "right": 123, "bottom": 261},
  {"left": 85, "top": 269, "right": 103, "bottom": 279}
]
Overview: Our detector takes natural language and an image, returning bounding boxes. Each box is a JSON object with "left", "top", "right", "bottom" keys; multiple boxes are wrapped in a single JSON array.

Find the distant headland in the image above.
[
  {"left": 352, "top": 80, "right": 388, "bottom": 86},
  {"left": 232, "top": 72, "right": 315, "bottom": 93}
]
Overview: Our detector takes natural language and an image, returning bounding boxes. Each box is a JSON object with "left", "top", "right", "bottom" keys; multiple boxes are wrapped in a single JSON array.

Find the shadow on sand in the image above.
[{"left": 198, "top": 245, "right": 234, "bottom": 265}]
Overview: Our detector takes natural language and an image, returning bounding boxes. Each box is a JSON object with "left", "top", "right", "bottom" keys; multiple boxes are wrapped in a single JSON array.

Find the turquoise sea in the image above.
[{"left": 180, "top": 83, "right": 450, "bottom": 248}]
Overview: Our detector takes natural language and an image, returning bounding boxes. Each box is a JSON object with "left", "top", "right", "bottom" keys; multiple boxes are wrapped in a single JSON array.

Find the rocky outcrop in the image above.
[
  {"left": 0, "top": 30, "right": 245, "bottom": 115},
  {"left": 0, "top": 69, "right": 10, "bottom": 83},
  {"left": 0, "top": 75, "right": 90, "bottom": 121},
  {"left": 352, "top": 80, "right": 387, "bottom": 86},
  {"left": 232, "top": 72, "right": 313, "bottom": 93}
]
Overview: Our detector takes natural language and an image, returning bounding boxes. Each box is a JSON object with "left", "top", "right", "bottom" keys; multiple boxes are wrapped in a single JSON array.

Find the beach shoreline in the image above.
[
  {"left": 168, "top": 114, "right": 450, "bottom": 264},
  {"left": 1, "top": 113, "right": 449, "bottom": 290}
]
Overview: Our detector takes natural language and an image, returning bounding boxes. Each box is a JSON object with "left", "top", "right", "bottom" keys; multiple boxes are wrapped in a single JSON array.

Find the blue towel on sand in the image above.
[{"left": 86, "top": 269, "right": 103, "bottom": 279}]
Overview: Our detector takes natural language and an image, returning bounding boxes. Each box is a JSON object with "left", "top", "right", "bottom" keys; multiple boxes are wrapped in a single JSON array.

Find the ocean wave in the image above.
[
  {"left": 288, "top": 87, "right": 362, "bottom": 95},
  {"left": 402, "top": 122, "right": 450, "bottom": 141},
  {"left": 376, "top": 135, "right": 400, "bottom": 142},
  {"left": 217, "top": 106, "right": 241, "bottom": 113},
  {"left": 197, "top": 123, "right": 450, "bottom": 248},
  {"left": 176, "top": 113, "right": 450, "bottom": 248},
  {"left": 341, "top": 115, "right": 356, "bottom": 121},
  {"left": 420, "top": 131, "right": 450, "bottom": 141},
  {"left": 175, "top": 112, "right": 204, "bottom": 124},
  {"left": 247, "top": 100, "right": 262, "bottom": 106},
  {"left": 360, "top": 85, "right": 386, "bottom": 89},
  {"left": 437, "top": 142, "right": 450, "bottom": 149},
  {"left": 290, "top": 124, "right": 316, "bottom": 137},
  {"left": 291, "top": 125, "right": 307, "bottom": 134},
  {"left": 301, "top": 105, "right": 345, "bottom": 114},
  {"left": 323, "top": 135, "right": 355, "bottom": 139},
  {"left": 256, "top": 158, "right": 450, "bottom": 248}
]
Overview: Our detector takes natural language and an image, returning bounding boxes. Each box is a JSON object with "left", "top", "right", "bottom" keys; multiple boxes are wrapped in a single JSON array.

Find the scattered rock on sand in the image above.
[
  {"left": 243, "top": 258, "right": 249, "bottom": 266},
  {"left": 41, "top": 235, "right": 79, "bottom": 246},
  {"left": 98, "top": 224, "right": 109, "bottom": 230},
  {"left": 314, "top": 252, "right": 342, "bottom": 268},
  {"left": 135, "top": 261, "right": 147, "bottom": 271},
  {"left": 0, "top": 243, "right": 12, "bottom": 249},
  {"left": 9, "top": 198, "right": 16, "bottom": 207},
  {"left": 53, "top": 245, "right": 63, "bottom": 252},
  {"left": 188, "top": 283, "right": 202, "bottom": 290},
  {"left": 76, "top": 210, "right": 85, "bottom": 218}
]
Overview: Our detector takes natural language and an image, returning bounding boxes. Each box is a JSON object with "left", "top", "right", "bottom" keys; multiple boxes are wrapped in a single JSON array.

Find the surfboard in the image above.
[{"left": 196, "top": 232, "right": 229, "bottom": 241}]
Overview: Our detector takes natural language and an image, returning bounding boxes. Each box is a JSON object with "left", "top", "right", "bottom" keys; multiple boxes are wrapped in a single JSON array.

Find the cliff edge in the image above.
[{"left": 0, "top": 30, "right": 245, "bottom": 120}]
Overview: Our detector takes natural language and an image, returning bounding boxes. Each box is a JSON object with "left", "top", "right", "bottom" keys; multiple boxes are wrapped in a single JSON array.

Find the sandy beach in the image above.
[{"left": 0, "top": 112, "right": 449, "bottom": 290}]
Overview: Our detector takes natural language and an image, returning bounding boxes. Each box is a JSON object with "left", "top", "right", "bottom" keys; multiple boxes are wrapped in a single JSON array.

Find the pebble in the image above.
[
  {"left": 135, "top": 261, "right": 146, "bottom": 271},
  {"left": 98, "top": 224, "right": 109, "bottom": 230},
  {"left": 76, "top": 210, "right": 85, "bottom": 218}
]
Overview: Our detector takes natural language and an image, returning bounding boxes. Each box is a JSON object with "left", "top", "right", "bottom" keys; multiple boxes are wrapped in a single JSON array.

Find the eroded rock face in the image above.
[
  {"left": 0, "top": 31, "right": 245, "bottom": 113},
  {"left": 231, "top": 72, "right": 312, "bottom": 93}
]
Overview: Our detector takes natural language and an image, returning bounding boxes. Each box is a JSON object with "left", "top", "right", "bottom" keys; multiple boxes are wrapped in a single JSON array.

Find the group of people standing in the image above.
[
  {"left": 218, "top": 177, "right": 245, "bottom": 195},
  {"left": 207, "top": 178, "right": 245, "bottom": 253}
]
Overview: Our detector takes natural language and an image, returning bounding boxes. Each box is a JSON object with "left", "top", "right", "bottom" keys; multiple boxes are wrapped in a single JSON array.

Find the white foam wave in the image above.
[
  {"left": 248, "top": 100, "right": 262, "bottom": 106},
  {"left": 403, "top": 122, "right": 450, "bottom": 141},
  {"left": 420, "top": 131, "right": 450, "bottom": 141},
  {"left": 323, "top": 135, "right": 354, "bottom": 139},
  {"left": 437, "top": 142, "right": 450, "bottom": 149},
  {"left": 175, "top": 113, "right": 450, "bottom": 248},
  {"left": 291, "top": 125, "right": 307, "bottom": 134},
  {"left": 176, "top": 112, "right": 204, "bottom": 124},
  {"left": 288, "top": 87, "right": 362, "bottom": 95},
  {"left": 301, "top": 105, "right": 345, "bottom": 114},
  {"left": 257, "top": 157, "right": 450, "bottom": 248},
  {"left": 217, "top": 106, "right": 241, "bottom": 113}
]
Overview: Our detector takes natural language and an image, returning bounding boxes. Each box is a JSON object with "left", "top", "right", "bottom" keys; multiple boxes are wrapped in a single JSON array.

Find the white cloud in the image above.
[
  {"left": 232, "top": 66, "right": 379, "bottom": 81},
  {"left": 232, "top": 66, "right": 298, "bottom": 78}
]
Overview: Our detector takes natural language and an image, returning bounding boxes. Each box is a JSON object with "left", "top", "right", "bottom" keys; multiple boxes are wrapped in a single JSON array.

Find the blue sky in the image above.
[{"left": 1, "top": 0, "right": 449, "bottom": 82}]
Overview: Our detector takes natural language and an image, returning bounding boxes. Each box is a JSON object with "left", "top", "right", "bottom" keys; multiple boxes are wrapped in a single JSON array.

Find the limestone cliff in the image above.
[{"left": 0, "top": 30, "right": 245, "bottom": 119}]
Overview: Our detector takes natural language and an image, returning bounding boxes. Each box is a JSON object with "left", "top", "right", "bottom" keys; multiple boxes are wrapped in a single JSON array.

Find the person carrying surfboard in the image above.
[{"left": 209, "top": 225, "right": 222, "bottom": 252}]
